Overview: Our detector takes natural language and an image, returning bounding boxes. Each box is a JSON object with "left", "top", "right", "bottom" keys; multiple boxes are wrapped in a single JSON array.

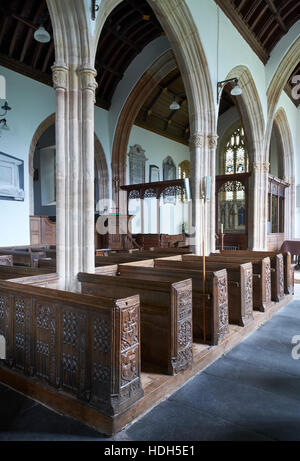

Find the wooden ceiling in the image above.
[
  {"left": 0, "top": 0, "right": 54, "bottom": 85},
  {"left": 215, "top": 0, "right": 300, "bottom": 64},
  {"left": 135, "top": 69, "right": 190, "bottom": 145},
  {"left": 0, "top": 0, "right": 163, "bottom": 110},
  {"left": 96, "top": 0, "right": 163, "bottom": 109},
  {"left": 0, "top": 0, "right": 299, "bottom": 119}
]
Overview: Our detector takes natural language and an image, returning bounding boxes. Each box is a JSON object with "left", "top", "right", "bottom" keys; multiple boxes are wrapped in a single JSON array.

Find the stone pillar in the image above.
[
  {"left": 284, "top": 177, "right": 295, "bottom": 239},
  {"left": 52, "top": 64, "right": 97, "bottom": 291},
  {"left": 189, "top": 133, "right": 218, "bottom": 255},
  {"left": 252, "top": 161, "right": 269, "bottom": 250}
]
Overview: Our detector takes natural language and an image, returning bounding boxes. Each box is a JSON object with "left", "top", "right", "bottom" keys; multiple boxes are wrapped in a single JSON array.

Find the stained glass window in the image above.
[
  {"left": 223, "top": 127, "right": 249, "bottom": 175},
  {"left": 218, "top": 181, "right": 246, "bottom": 234}
]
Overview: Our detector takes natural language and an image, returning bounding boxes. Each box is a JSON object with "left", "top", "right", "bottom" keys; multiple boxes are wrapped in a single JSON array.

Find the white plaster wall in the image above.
[
  {"left": 266, "top": 20, "right": 300, "bottom": 89},
  {"left": 127, "top": 125, "right": 190, "bottom": 234},
  {"left": 127, "top": 125, "right": 190, "bottom": 184},
  {"left": 185, "top": 0, "right": 268, "bottom": 123},
  {"left": 0, "top": 66, "right": 55, "bottom": 246},
  {"left": 109, "top": 36, "right": 171, "bottom": 145}
]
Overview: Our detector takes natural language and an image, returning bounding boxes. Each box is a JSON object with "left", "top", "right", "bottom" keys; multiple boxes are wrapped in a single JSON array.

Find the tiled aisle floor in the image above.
[{"left": 1, "top": 286, "right": 300, "bottom": 441}]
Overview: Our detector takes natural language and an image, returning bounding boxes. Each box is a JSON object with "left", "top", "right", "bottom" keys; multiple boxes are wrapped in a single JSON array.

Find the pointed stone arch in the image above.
[
  {"left": 222, "top": 66, "right": 266, "bottom": 249},
  {"left": 224, "top": 66, "right": 265, "bottom": 161},
  {"left": 96, "top": 0, "right": 216, "bottom": 253},
  {"left": 28, "top": 114, "right": 109, "bottom": 217},
  {"left": 28, "top": 113, "right": 56, "bottom": 215},
  {"left": 266, "top": 35, "right": 300, "bottom": 150},
  {"left": 274, "top": 107, "right": 295, "bottom": 239}
]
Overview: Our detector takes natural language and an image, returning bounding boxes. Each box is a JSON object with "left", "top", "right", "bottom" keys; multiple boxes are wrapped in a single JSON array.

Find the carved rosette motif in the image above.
[
  {"left": 190, "top": 133, "right": 205, "bottom": 148},
  {"left": 217, "top": 275, "right": 229, "bottom": 340},
  {"left": 172, "top": 285, "right": 193, "bottom": 375},
  {"left": 190, "top": 133, "right": 218, "bottom": 150}
]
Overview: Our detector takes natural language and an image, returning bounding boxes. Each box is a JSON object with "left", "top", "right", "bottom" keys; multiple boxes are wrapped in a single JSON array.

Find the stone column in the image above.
[
  {"left": 80, "top": 67, "right": 98, "bottom": 273},
  {"left": 284, "top": 177, "right": 295, "bottom": 239},
  {"left": 189, "top": 133, "right": 218, "bottom": 255},
  {"left": 252, "top": 161, "right": 269, "bottom": 250},
  {"left": 52, "top": 63, "right": 97, "bottom": 291}
]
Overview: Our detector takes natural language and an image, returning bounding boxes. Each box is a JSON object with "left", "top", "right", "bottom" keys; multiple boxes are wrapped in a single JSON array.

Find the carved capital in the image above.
[
  {"left": 190, "top": 133, "right": 205, "bottom": 148},
  {"left": 52, "top": 64, "right": 69, "bottom": 90},
  {"left": 253, "top": 161, "right": 269, "bottom": 173},
  {"left": 190, "top": 133, "right": 219, "bottom": 149},
  {"left": 79, "top": 67, "right": 98, "bottom": 93},
  {"left": 207, "top": 135, "right": 219, "bottom": 149}
]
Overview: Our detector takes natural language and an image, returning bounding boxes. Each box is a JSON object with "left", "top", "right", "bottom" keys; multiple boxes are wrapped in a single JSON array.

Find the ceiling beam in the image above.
[
  {"left": 265, "top": 0, "right": 287, "bottom": 33},
  {"left": 214, "top": 0, "right": 269, "bottom": 64},
  {"left": 20, "top": 0, "right": 47, "bottom": 63}
]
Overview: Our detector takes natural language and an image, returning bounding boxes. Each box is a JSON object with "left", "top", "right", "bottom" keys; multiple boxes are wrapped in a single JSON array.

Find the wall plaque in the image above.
[{"left": 0, "top": 152, "right": 24, "bottom": 201}]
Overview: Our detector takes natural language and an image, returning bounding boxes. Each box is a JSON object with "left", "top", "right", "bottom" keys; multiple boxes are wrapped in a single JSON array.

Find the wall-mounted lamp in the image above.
[
  {"left": 0, "top": 101, "right": 11, "bottom": 130},
  {"left": 217, "top": 78, "right": 242, "bottom": 103},
  {"left": 91, "top": 0, "right": 100, "bottom": 21}
]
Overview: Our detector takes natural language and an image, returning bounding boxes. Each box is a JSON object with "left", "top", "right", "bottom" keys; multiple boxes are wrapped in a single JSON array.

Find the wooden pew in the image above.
[
  {"left": 0, "top": 278, "right": 143, "bottom": 418},
  {"left": 152, "top": 257, "right": 253, "bottom": 327},
  {"left": 78, "top": 272, "right": 193, "bottom": 375},
  {"left": 218, "top": 250, "right": 293, "bottom": 295},
  {"left": 0, "top": 255, "right": 13, "bottom": 266},
  {"left": 181, "top": 254, "right": 271, "bottom": 312},
  {"left": 0, "top": 265, "right": 54, "bottom": 280},
  {"left": 116, "top": 262, "right": 229, "bottom": 345},
  {"left": 210, "top": 251, "right": 285, "bottom": 302},
  {"left": 0, "top": 249, "right": 46, "bottom": 268}
]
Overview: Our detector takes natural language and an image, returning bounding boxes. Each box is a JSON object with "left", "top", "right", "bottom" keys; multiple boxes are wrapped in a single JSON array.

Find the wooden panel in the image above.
[
  {"left": 0, "top": 278, "right": 143, "bottom": 418},
  {"left": 267, "top": 233, "right": 285, "bottom": 251}
]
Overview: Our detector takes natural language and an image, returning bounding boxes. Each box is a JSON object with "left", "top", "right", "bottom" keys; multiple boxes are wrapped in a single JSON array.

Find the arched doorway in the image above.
[
  {"left": 28, "top": 116, "right": 109, "bottom": 245},
  {"left": 96, "top": 0, "right": 216, "bottom": 254},
  {"left": 266, "top": 108, "right": 295, "bottom": 249},
  {"left": 216, "top": 66, "right": 265, "bottom": 250}
]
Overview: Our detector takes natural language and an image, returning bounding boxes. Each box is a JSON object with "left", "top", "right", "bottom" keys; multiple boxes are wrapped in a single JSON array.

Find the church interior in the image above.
[{"left": 1, "top": 0, "right": 300, "bottom": 441}]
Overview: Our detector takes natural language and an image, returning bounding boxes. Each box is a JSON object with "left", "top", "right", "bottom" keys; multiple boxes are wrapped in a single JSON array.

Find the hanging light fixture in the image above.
[
  {"left": 170, "top": 97, "right": 180, "bottom": 111},
  {"left": 217, "top": 78, "right": 243, "bottom": 103},
  {"left": 34, "top": 26, "right": 51, "bottom": 43}
]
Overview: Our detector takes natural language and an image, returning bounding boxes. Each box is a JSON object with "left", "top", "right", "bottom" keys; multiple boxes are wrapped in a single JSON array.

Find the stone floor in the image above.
[{"left": 1, "top": 286, "right": 300, "bottom": 441}]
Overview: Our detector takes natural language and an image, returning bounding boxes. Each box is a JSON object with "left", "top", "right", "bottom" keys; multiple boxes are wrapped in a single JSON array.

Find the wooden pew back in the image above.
[
  {"left": 78, "top": 272, "right": 193, "bottom": 375},
  {"left": 182, "top": 254, "right": 272, "bottom": 311},
  {"left": 117, "top": 263, "right": 229, "bottom": 344},
  {"left": 0, "top": 279, "right": 143, "bottom": 416},
  {"left": 153, "top": 258, "right": 253, "bottom": 326}
]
